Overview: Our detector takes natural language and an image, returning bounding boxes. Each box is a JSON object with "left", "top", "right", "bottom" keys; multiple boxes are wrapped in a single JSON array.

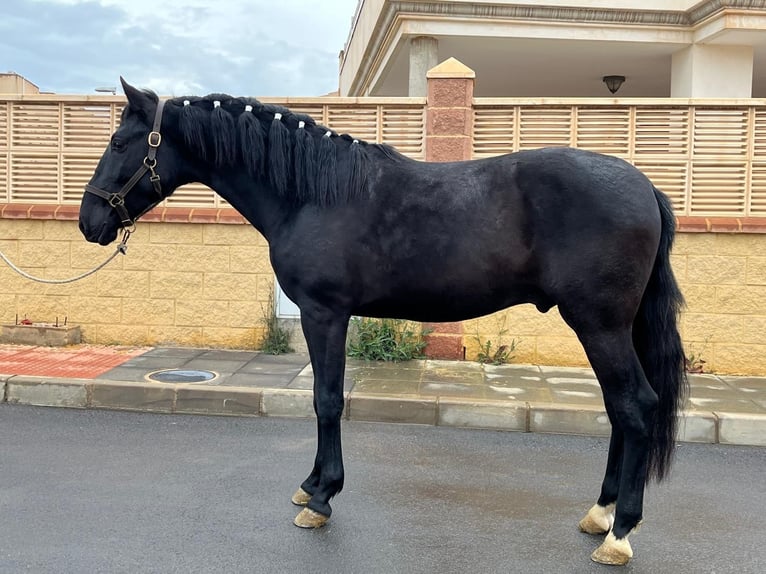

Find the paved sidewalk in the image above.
[{"left": 1, "top": 346, "right": 765, "bottom": 447}]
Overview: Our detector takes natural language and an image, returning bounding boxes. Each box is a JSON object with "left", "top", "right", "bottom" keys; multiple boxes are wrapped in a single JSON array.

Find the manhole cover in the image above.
[{"left": 146, "top": 369, "right": 218, "bottom": 383}]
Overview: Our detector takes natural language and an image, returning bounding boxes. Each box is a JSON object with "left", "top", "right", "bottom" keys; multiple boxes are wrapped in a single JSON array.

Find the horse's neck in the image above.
[{"left": 206, "top": 170, "right": 290, "bottom": 242}]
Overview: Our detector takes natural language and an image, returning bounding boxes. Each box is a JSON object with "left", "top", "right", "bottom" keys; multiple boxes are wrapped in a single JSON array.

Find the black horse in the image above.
[{"left": 79, "top": 79, "right": 686, "bottom": 566}]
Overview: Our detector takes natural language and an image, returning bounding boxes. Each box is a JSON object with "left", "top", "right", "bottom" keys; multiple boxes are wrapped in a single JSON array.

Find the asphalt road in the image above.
[{"left": 0, "top": 405, "right": 763, "bottom": 574}]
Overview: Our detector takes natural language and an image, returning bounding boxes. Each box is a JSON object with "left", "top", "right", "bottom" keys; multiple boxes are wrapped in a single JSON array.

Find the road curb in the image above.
[{"left": 1, "top": 376, "right": 764, "bottom": 447}]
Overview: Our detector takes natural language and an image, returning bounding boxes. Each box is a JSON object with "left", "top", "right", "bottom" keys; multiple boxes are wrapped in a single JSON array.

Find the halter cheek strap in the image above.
[{"left": 84, "top": 99, "right": 167, "bottom": 228}]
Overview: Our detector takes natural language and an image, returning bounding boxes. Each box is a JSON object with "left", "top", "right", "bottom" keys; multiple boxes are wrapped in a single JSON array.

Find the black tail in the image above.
[{"left": 633, "top": 186, "right": 688, "bottom": 482}]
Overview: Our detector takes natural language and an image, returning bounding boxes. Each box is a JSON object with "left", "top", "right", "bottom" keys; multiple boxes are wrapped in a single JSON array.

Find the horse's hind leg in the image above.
[{"left": 568, "top": 324, "right": 659, "bottom": 566}]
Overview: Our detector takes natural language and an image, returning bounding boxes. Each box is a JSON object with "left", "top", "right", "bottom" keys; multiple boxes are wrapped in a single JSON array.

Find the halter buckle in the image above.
[
  {"left": 108, "top": 194, "right": 125, "bottom": 207},
  {"left": 147, "top": 131, "right": 162, "bottom": 147}
]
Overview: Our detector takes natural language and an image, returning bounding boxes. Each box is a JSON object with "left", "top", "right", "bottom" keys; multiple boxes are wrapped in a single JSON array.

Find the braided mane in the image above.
[{"left": 171, "top": 94, "right": 372, "bottom": 206}]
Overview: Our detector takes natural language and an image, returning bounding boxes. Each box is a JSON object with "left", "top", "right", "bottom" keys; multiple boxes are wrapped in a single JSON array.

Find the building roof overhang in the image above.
[{"left": 340, "top": 0, "right": 766, "bottom": 97}]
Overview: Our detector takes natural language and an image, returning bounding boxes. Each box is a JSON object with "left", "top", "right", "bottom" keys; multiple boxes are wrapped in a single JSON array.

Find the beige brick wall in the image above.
[
  {"left": 1, "top": 219, "right": 764, "bottom": 375},
  {"left": 464, "top": 232, "right": 766, "bottom": 375},
  {"left": 0, "top": 219, "right": 271, "bottom": 349}
]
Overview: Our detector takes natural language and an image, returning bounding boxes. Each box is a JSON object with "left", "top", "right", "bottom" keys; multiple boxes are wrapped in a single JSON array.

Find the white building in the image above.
[{"left": 339, "top": 0, "right": 766, "bottom": 98}]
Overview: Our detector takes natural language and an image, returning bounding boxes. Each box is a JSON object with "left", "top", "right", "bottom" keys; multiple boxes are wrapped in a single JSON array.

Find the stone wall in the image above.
[
  {"left": 1, "top": 212, "right": 764, "bottom": 375},
  {"left": 0, "top": 217, "right": 271, "bottom": 349}
]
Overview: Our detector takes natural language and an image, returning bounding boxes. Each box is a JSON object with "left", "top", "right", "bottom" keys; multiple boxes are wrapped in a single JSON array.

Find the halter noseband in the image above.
[{"left": 85, "top": 99, "right": 167, "bottom": 229}]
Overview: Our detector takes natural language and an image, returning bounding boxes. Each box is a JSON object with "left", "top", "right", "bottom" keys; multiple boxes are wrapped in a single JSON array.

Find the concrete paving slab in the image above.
[
  {"left": 349, "top": 394, "right": 437, "bottom": 425},
  {"left": 418, "top": 381, "right": 490, "bottom": 399},
  {"left": 220, "top": 373, "right": 294, "bottom": 388},
  {"left": 716, "top": 412, "right": 766, "bottom": 446},
  {"left": 345, "top": 365, "right": 424, "bottom": 383},
  {"left": 90, "top": 380, "right": 175, "bottom": 413},
  {"left": 351, "top": 378, "right": 421, "bottom": 396},
  {"left": 483, "top": 363, "right": 542, "bottom": 376},
  {"left": 677, "top": 411, "right": 717, "bottom": 443},
  {"left": 6, "top": 377, "right": 88, "bottom": 408},
  {"left": 686, "top": 397, "right": 765, "bottom": 413},
  {"left": 251, "top": 353, "right": 311, "bottom": 365},
  {"left": 722, "top": 376, "right": 766, "bottom": 390},
  {"left": 117, "top": 355, "right": 193, "bottom": 369},
  {"left": 98, "top": 366, "right": 153, "bottom": 382},
  {"left": 422, "top": 361, "right": 484, "bottom": 385},
  {"left": 282, "top": 375, "right": 355, "bottom": 392},
  {"left": 483, "top": 384, "right": 552, "bottom": 402},
  {"left": 175, "top": 386, "right": 262, "bottom": 416},
  {"left": 539, "top": 366, "right": 596, "bottom": 378},
  {"left": 529, "top": 403, "right": 611, "bottom": 436},
  {"left": 688, "top": 382, "right": 751, "bottom": 399},
  {"left": 182, "top": 358, "right": 250, "bottom": 373},
  {"left": 548, "top": 388, "right": 604, "bottom": 406},
  {"left": 438, "top": 398, "right": 527, "bottom": 431},
  {"left": 196, "top": 349, "right": 260, "bottom": 361},
  {"left": 236, "top": 362, "right": 307, "bottom": 375},
  {"left": 261, "top": 388, "right": 315, "bottom": 418}
]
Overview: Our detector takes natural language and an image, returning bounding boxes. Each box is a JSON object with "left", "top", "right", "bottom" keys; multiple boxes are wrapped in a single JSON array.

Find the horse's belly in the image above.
[{"left": 353, "top": 286, "right": 553, "bottom": 322}]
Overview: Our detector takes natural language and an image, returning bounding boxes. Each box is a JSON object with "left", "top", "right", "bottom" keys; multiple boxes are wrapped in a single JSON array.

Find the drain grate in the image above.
[{"left": 146, "top": 369, "right": 218, "bottom": 383}]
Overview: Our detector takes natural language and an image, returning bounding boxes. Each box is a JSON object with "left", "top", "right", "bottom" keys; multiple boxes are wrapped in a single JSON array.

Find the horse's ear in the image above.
[{"left": 120, "top": 77, "right": 154, "bottom": 118}]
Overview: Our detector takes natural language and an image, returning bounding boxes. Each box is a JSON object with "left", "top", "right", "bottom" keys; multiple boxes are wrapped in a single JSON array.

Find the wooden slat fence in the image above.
[
  {"left": 0, "top": 96, "right": 426, "bottom": 208},
  {"left": 3, "top": 95, "right": 766, "bottom": 217},
  {"left": 473, "top": 99, "right": 766, "bottom": 217}
]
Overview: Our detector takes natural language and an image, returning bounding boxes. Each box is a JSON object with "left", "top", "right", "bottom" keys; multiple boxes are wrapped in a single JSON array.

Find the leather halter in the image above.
[{"left": 85, "top": 99, "right": 167, "bottom": 228}]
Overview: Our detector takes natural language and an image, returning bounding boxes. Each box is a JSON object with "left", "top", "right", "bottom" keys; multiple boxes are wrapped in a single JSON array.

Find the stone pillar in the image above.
[
  {"left": 408, "top": 36, "right": 439, "bottom": 97},
  {"left": 671, "top": 44, "right": 753, "bottom": 98},
  {"left": 425, "top": 57, "right": 475, "bottom": 162},
  {"left": 421, "top": 57, "right": 476, "bottom": 360}
]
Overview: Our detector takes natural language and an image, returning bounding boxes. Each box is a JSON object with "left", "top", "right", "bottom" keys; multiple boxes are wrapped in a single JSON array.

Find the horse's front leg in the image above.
[{"left": 291, "top": 308, "right": 349, "bottom": 529}]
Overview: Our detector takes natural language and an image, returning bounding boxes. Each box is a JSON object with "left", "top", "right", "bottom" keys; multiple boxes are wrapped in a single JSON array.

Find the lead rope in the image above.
[{"left": 0, "top": 228, "right": 132, "bottom": 285}]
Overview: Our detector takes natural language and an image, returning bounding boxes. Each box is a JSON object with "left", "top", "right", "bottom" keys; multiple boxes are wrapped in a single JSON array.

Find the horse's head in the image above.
[{"left": 79, "top": 78, "right": 186, "bottom": 245}]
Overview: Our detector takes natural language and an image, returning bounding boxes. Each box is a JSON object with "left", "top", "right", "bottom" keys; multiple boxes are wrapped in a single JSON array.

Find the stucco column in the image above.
[
  {"left": 671, "top": 44, "right": 753, "bottom": 98},
  {"left": 421, "top": 57, "right": 476, "bottom": 360},
  {"left": 408, "top": 36, "right": 439, "bottom": 97}
]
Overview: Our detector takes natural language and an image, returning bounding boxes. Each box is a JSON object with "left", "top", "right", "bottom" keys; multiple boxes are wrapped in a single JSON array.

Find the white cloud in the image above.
[{"left": 15, "top": 0, "right": 359, "bottom": 95}]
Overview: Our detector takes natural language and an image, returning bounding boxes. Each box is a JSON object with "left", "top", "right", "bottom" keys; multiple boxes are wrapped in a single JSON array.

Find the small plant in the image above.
[
  {"left": 472, "top": 315, "right": 518, "bottom": 365},
  {"left": 474, "top": 333, "right": 518, "bottom": 365},
  {"left": 259, "top": 292, "right": 294, "bottom": 355},
  {"left": 685, "top": 338, "right": 709, "bottom": 374},
  {"left": 346, "top": 317, "right": 430, "bottom": 362}
]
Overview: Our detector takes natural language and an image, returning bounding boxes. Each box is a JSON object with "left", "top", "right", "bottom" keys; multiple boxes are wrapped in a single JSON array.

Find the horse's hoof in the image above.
[
  {"left": 293, "top": 508, "right": 330, "bottom": 529},
  {"left": 591, "top": 532, "right": 633, "bottom": 566},
  {"left": 291, "top": 488, "right": 312, "bottom": 506},
  {"left": 579, "top": 503, "right": 615, "bottom": 535}
]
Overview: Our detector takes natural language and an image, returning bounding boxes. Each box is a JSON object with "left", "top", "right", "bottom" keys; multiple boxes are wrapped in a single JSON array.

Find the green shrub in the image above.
[{"left": 346, "top": 318, "right": 430, "bottom": 362}]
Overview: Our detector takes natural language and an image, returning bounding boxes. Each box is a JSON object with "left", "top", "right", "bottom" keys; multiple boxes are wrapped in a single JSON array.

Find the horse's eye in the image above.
[{"left": 111, "top": 137, "right": 124, "bottom": 152}]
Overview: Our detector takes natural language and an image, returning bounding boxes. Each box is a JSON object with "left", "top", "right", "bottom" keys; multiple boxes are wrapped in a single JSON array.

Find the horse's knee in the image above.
[
  {"left": 315, "top": 395, "right": 344, "bottom": 422},
  {"left": 610, "top": 390, "right": 658, "bottom": 440}
]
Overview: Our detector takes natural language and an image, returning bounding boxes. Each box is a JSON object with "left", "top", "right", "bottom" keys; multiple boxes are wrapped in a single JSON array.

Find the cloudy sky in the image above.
[{"left": 2, "top": 0, "right": 360, "bottom": 97}]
